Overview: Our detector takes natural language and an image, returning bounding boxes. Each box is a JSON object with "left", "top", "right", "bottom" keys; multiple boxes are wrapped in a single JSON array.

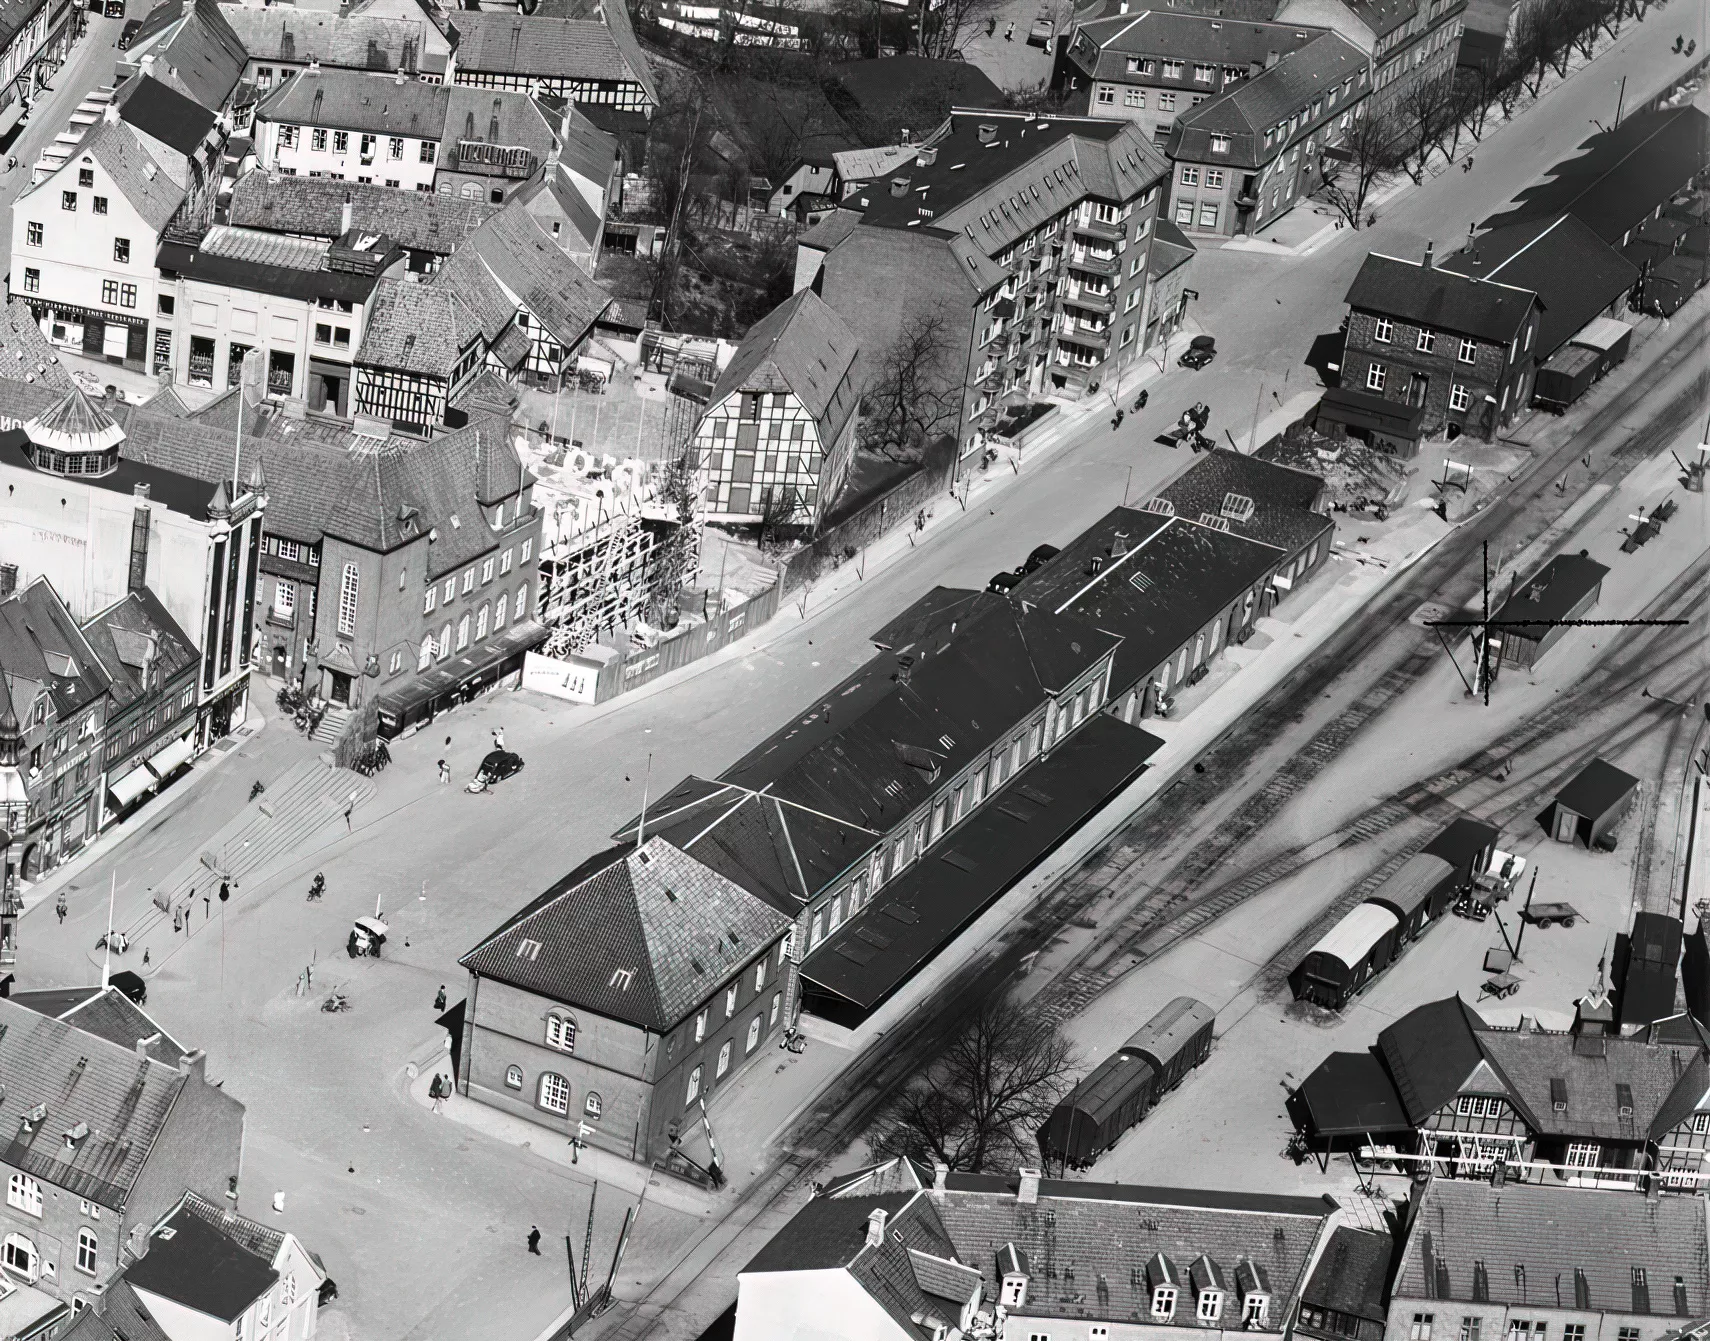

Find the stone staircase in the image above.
[
  {"left": 124, "top": 757, "right": 376, "bottom": 940},
  {"left": 311, "top": 704, "right": 352, "bottom": 746}
]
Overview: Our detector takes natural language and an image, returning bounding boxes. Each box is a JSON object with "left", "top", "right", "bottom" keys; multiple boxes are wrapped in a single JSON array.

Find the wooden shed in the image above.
[
  {"left": 1289, "top": 903, "right": 1402, "bottom": 1009},
  {"left": 1548, "top": 757, "right": 1640, "bottom": 847},
  {"left": 1494, "top": 552, "right": 1610, "bottom": 670}
]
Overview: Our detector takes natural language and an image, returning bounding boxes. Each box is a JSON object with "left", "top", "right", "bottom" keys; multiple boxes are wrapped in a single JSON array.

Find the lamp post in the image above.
[{"left": 0, "top": 712, "right": 31, "bottom": 967}]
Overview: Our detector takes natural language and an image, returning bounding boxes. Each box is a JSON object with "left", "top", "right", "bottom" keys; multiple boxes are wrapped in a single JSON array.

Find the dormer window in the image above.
[
  {"left": 1244, "top": 1293, "right": 1270, "bottom": 1325},
  {"left": 1153, "top": 1285, "right": 1178, "bottom": 1319},
  {"left": 1002, "top": 1274, "right": 1026, "bottom": 1307},
  {"left": 1199, "top": 1290, "right": 1224, "bottom": 1320}
]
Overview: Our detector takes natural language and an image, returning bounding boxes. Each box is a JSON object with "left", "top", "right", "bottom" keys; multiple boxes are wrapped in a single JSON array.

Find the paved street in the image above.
[{"left": 6, "top": 7, "right": 1706, "bottom": 1338}]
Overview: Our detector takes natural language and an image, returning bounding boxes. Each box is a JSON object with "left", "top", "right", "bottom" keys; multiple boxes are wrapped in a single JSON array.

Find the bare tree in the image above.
[
  {"left": 1312, "top": 108, "right": 1403, "bottom": 230},
  {"left": 1395, "top": 75, "right": 1458, "bottom": 182},
  {"left": 868, "top": 994, "right": 1079, "bottom": 1173},
  {"left": 1508, "top": 3, "right": 1556, "bottom": 96},
  {"left": 918, "top": 0, "right": 1004, "bottom": 59},
  {"left": 859, "top": 311, "right": 962, "bottom": 464},
  {"left": 1450, "top": 66, "right": 1501, "bottom": 142}
]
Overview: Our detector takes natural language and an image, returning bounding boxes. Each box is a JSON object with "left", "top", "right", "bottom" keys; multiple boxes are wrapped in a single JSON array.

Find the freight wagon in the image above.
[
  {"left": 1038, "top": 996, "right": 1214, "bottom": 1168},
  {"left": 1289, "top": 821, "right": 1497, "bottom": 1009}
]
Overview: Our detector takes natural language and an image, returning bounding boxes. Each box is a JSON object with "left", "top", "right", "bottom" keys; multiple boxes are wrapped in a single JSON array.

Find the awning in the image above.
[
  {"left": 1316, "top": 387, "right": 1426, "bottom": 440},
  {"left": 1296, "top": 1050, "right": 1411, "bottom": 1138},
  {"left": 376, "top": 619, "right": 546, "bottom": 722},
  {"left": 145, "top": 734, "right": 194, "bottom": 780},
  {"left": 800, "top": 714, "right": 1162, "bottom": 1028},
  {"left": 107, "top": 766, "right": 156, "bottom": 809}
]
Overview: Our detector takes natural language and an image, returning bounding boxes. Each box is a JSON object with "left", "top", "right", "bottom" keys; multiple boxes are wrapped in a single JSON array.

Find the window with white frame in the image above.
[
  {"left": 1180, "top": 165, "right": 1199, "bottom": 186},
  {"left": 716, "top": 1040, "right": 732, "bottom": 1077},
  {"left": 1198, "top": 1291, "right": 1223, "bottom": 1321},
  {"left": 505, "top": 1064, "right": 523, "bottom": 1088},
  {"left": 725, "top": 985, "right": 737, "bottom": 1017},
  {"left": 694, "top": 1009, "right": 707, "bottom": 1042},
  {"left": 1097, "top": 85, "right": 1116, "bottom": 104},
  {"left": 3, "top": 1234, "right": 37, "bottom": 1279},
  {"left": 545, "top": 1013, "right": 576, "bottom": 1052},
  {"left": 7, "top": 1175, "right": 41, "bottom": 1217},
  {"left": 1243, "top": 1294, "right": 1269, "bottom": 1324},
  {"left": 754, "top": 959, "right": 766, "bottom": 991},
  {"left": 686, "top": 1066, "right": 702, "bottom": 1103},
  {"left": 746, "top": 1017, "right": 761, "bottom": 1052},
  {"left": 1374, "top": 317, "right": 1394, "bottom": 342},
  {"left": 273, "top": 580, "right": 294, "bottom": 618},
  {"left": 538, "top": 1072, "right": 570, "bottom": 1115},
  {"left": 1206, "top": 168, "right": 1224, "bottom": 188},
  {"left": 1198, "top": 202, "right": 1218, "bottom": 228},
  {"left": 1457, "top": 337, "right": 1477, "bottom": 363},
  {"left": 1412, "top": 1315, "right": 1436, "bottom": 1341},
  {"left": 1367, "top": 363, "right": 1387, "bottom": 392},
  {"left": 76, "top": 1229, "right": 97, "bottom": 1275},
  {"left": 1417, "top": 328, "right": 1436, "bottom": 353},
  {"left": 337, "top": 563, "right": 359, "bottom": 636},
  {"left": 1153, "top": 1286, "right": 1177, "bottom": 1319},
  {"left": 1125, "top": 88, "right": 1143, "bottom": 106},
  {"left": 1449, "top": 383, "right": 1471, "bottom": 412},
  {"left": 1210, "top": 134, "right": 1230, "bottom": 153}
]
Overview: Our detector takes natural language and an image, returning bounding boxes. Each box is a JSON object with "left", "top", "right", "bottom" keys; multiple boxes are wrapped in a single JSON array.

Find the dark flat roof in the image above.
[
  {"left": 1297, "top": 1049, "right": 1411, "bottom": 1138},
  {"left": 1420, "top": 817, "right": 1499, "bottom": 878},
  {"left": 156, "top": 241, "right": 381, "bottom": 304},
  {"left": 941, "top": 1170, "right": 1336, "bottom": 1216},
  {"left": 800, "top": 714, "right": 1160, "bottom": 1019},
  {"left": 1317, "top": 385, "right": 1426, "bottom": 438},
  {"left": 1492, "top": 551, "right": 1608, "bottom": 635},
  {"left": 0, "top": 428, "right": 215, "bottom": 517}
]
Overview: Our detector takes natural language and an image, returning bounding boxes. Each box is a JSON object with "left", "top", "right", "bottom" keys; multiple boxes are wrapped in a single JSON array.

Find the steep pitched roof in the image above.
[
  {"left": 220, "top": 6, "right": 431, "bottom": 72},
  {"left": 357, "top": 277, "right": 484, "bottom": 376},
  {"left": 125, "top": 1202, "right": 279, "bottom": 1322},
  {"left": 254, "top": 66, "right": 448, "bottom": 138},
  {"left": 451, "top": 205, "right": 613, "bottom": 348},
  {"left": 0, "top": 578, "right": 112, "bottom": 726},
  {"left": 60, "top": 1279, "right": 169, "bottom": 1341},
  {"left": 459, "top": 837, "right": 792, "bottom": 1030},
  {"left": 449, "top": 11, "right": 658, "bottom": 104},
  {"left": 0, "top": 996, "right": 192, "bottom": 1206},
  {"left": 706, "top": 290, "right": 859, "bottom": 448},
  {"left": 146, "top": 0, "right": 249, "bottom": 109},
  {"left": 1439, "top": 213, "right": 1641, "bottom": 358},
  {"left": 1299, "top": 1227, "right": 1392, "bottom": 1322},
  {"left": 443, "top": 85, "right": 560, "bottom": 168},
  {"left": 115, "top": 75, "right": 216, "bottom": 157},
  {"left": 1394, "top": 1180, "right": 1710, "bottom": 1310},
  {"left": 830, "top": 55, "right": 1003, "bottom": 114},
  {"left": 1064, "top": 12, "right": 1325, "bottom": 79},
  {"left": 75, "top": 119, "right": 187, "bottom": 233},
  {"left": 1374, "top": 996, "right": 1487, "bottom": 1123},
  {"left": 1345, "top": 252, "right": 1537, "bottom": 342},
  {"left": 24, "top": 983, "right": 190, "bottom": 1067},
  {"left": 1156, "top": 448, "right": 1330, "bottom": 552},
  {"left": 228, "top": 168, "right": 499, "bottom": 253}
]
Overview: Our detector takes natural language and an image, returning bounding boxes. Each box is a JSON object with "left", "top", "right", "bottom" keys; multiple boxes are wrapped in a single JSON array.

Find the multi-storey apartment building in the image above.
[
  {"left": 1341, "top": 244, "right": 1541, "bottom": 444},
  {"left": 1164, "top": 30, "right": 1370, "bottom": 237},
  {"left": 1276, "top": 0, "right": 1464, "bottom": 105},
  {"left": 0, "top": 0, "right": 73, "bottom": 140},
  {"left": 255, "top": 69, "right": 448, "bottom": 192},
  {"left": 691, "top": 289, "right": 860, "bottom": 528},
  {"left": 816, "top": 109, "right": 1171, "bottom": 459},
  {"left": 1057, "top": 12, "right": 1326, "bottom": 147}
]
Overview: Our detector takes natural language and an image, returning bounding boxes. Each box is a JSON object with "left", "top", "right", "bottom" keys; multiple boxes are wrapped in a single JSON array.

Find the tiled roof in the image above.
[
  {"left": 706, "top": 290, "right": 859, "bottom": 449},
  {"left": 0, "top": 578, "right": 112, "bottom": 728},
  {"left": 220, "top": 6, "right": 430, "bottom": 72},
  {"left": 459, "top": 836, "right": 792, "bottom": 1030},
  {"left": 178, "top": 1189, "right": 290, "bottom": 1265},
  {"left": 449, "top": 11, "right": 658, "bottom": 103},
  {"left": 60, "top": 1279, "right": 171, "bottom": 1341},
  {"left": 1439, "top": 214, "right": 1641, "bottom": 359},
  {"left": 1477, "top": 1027, "right": 1705, "bottom": 1142},
  {"left": 70, "top": 120, "right": 187, "bottom": 233},
  {"left": 116, "top": 75, "right": 216, "bottom": 157},
  {"left": 1156, "top": 448, "right": 1330, "bottom": 553},
  {"left": 146, "top": 0, "right": 249, "bottom": 110},
  {"left": 450, "top": 205, "right": 613, "bottom": 348},
  {"left": 444, "top": 85, "right": 559, "bottom": 167},
  {"left": 51, "top": 983, "right": 191, "bottom": 1066},
  {"left": 1394, "top": 1180, "right": 1710, "bottom": 1311},
  {"left": 1300, "top": 1228, "right": 1392, "bottom": 1321},
  {"left": 1065, "top": 12, "right": 1325, "bottom": 79},
  {"left": 255, "top": 67, "right": 448, "bottom": 138},
  {"left": 357, "top": 277, "right": 483, "bottom": 375},
  {"left": 0, "top": 996, "right": 192, "bottom": 1205},
  {"left": 552, "top": 105, "right": 620, "bottom": 190},
  {"left": 1166, "top": 30, "right": 1367, "bottom": 168},
  {"left": 1344, "top": 252, "right": 1537, "bottom": 342},
  {"left": 0, "top": 299, "right": 75, "bottom": 391},
  {"left": 200, "top": 224, "right": 330, "bottom": 271},
  {"left": 228, "top": 169, "right": 498, "bottom": 253}
]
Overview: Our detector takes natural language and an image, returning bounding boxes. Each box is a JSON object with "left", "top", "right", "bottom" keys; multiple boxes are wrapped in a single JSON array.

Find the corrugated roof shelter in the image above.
[
  {"left": 1492, "top": 551, "right": 1608, "bottom": 670},
  {"left": 1547, "top": 757, "right": 1639, "bottom": 848}
]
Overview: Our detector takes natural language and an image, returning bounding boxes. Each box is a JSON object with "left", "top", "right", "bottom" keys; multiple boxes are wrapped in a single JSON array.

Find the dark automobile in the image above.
[
  {"left": 1022, "top": 543, "right": 1060, "bottom": 573},
  {"left": 467, "top": 749, "right": 524, "bottom": 792},
  {"left": 110, "top": 970, "right": 146, "bottom": 1005},
  {"left": 988, "top": 570, "right": 1023, "bottom": 594},
  {"left": 1179, "top": 334, "right": 1216, "bottom": 370},
  {"left": 118, "top": 17, "right": 141, "bottom": 45}
]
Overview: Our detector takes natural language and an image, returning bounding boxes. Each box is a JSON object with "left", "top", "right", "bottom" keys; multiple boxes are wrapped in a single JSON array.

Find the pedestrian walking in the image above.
[
  {"left": 492, "top": 727, "right": 504, "bottom": 750},
  {"left": 527, "top": 1227, "right": 541, "bottom": 1254},
  {"left": 219, "top": 880, "right": 229, "bottom": 903},
  {"left": 305, "top": 963, "right": 313, "bottom": 988},
  {"left": 438, "top": 758, "right": 450, "bottom": 784},
  {"left": 430, "top": 1074, "right": 447, "bottom": 1113},
  {"left": 1004, "top": 20, "right": 1014, "bottom": 38},
  {"left": 203, "top": 895, "right": 210, "bottom": 919},
  {"left": 173, "top": 909, "right": 182, "bottom": 934},
  {"left": 142, "top": 948, "right": 150, "bottom": 967},
  {"left": 434, "top": 985, "right": 447, "bottom": 1012},
  {"left": 55, "top": 899, "right": 66, "bottom": 924},
  {"left": 343, "top": 801, "right": 354, "bottom": 831}
]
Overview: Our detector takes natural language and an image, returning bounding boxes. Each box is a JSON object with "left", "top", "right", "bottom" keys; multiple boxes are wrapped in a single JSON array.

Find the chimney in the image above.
[
  {"left": 341, "top": 191, "right": 354, "bottom": 235},
  {"left": 178, "top": 1048, "right": 207, "bottom": 1084},
  {"left": 977, "top": 123, "right": 999, "bottom": 145},
  {"left": 1265, "top": 49, "right": 1280, "bottom": 67},
  {"left": 140, "top": 53, "right": 154, "bottom": 75},
  {"left": 126, "top": 1224, "right": 151, "bottom": 1262},
  {"left": 1423, "top": 239, "right": 1435, "bottom": 268},
  {"left": 933, "top": 1163, "right": 949, "bottom": 1193},
  {"left": 915, "top": 147, "right": 937, "bottom": 168},
  {"left": 1017, "top": 1168, "right": 1041, "bottom": 1204},
  {"left": 394, "top": 68, "right": 406, "bottom": 85},
  {"left": 144, "top": 161, "right": 157, "bottom": 181},
  {"left": 866, "top": 1208, "right": 888, "bottom": 1247},
  {"left": 128, "top": 484, "right": 151, "bottom": 593},
  {"left": 103, "top": 101, "right": 119, "bottom": 124},
  {"left": 889, "top": 175, "right": 911, "bottom": 197}
]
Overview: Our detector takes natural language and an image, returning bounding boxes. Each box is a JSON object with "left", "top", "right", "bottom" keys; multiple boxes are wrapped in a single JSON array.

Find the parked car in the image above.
[
  {"left": 1022, "top": 544, "right": 1060, "bottom": 573},
  {"left": 118, "top": 17, "right": 141, "bottom": 46},
  {"left": 467, "top": 750, "right": 525, "bottom": 792},
  {"left": 988, "top": 570, "right": 1023, "bottom": 594},
  {"left": 110, "top": 970, "right": 146, "bottom": 1005},
  {"left": 1179, "top": 334, "right": 1216, "bottom": 370}
]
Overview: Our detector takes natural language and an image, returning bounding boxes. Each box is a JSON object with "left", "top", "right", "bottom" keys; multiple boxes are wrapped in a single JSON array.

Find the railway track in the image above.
[{"left": 603, "top": 304, "right": 1710, "bottom": 1341}]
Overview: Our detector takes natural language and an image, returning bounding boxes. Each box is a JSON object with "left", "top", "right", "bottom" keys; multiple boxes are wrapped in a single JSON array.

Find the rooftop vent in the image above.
[
  {"left": 1197, "top": 513, "right": 1231, "bottom": 532},
  {"left": 889, "top": 175, "right": 911, "bottom": 197},
  {"left": 978, "top": 123, "right": 999, "bottom": 145},
  {"left": 1221, "top": 492, "right": 1255, "bottom": 522},
  {"left": 1141, "top": 497, "right": 1174, "bottom": 515}
]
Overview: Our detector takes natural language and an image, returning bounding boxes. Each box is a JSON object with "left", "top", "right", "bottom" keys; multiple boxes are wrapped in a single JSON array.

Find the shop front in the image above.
[
  {"left": 375, "top": 620, "right": 546, "bottom": 738},
  {"left": 31, "top": 301, "right": 148, "bottom": 371},
  {"left": 197, "top": 678, "right": 249, "bottom": 749}
]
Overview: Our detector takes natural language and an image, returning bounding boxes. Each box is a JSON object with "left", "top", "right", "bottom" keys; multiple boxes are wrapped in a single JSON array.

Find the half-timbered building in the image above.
[{"left": 447, "top": 10, "right": 658, "bottom": 116}]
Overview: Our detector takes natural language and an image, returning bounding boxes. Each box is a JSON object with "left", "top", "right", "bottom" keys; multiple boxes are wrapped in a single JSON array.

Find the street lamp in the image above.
[{"left": 0, "top": 712, "right": 31, "bottom": 966}]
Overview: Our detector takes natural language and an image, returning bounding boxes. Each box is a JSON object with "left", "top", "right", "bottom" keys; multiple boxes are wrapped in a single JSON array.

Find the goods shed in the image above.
[
  {"left": 1289, "top": 903, "right": 1402, "bottom": 1009},
  {"left": 1546, "top": 757, "right": 1639, "bottom": 847}
]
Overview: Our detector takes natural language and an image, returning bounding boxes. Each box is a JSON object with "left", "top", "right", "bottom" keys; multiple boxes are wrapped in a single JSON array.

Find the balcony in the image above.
[
  {"left": 1068, "top": 248, "right": 1119, "bottom": 277},
  {"left": 1056, "top": 322, "right": 1111, "bottom": 349},
  {"left": 1063, "top": 286, "right": 1115, "bottom": 314},
  {"left": 1074, "top": 216, "right": 1124, "bottom": 243}
]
